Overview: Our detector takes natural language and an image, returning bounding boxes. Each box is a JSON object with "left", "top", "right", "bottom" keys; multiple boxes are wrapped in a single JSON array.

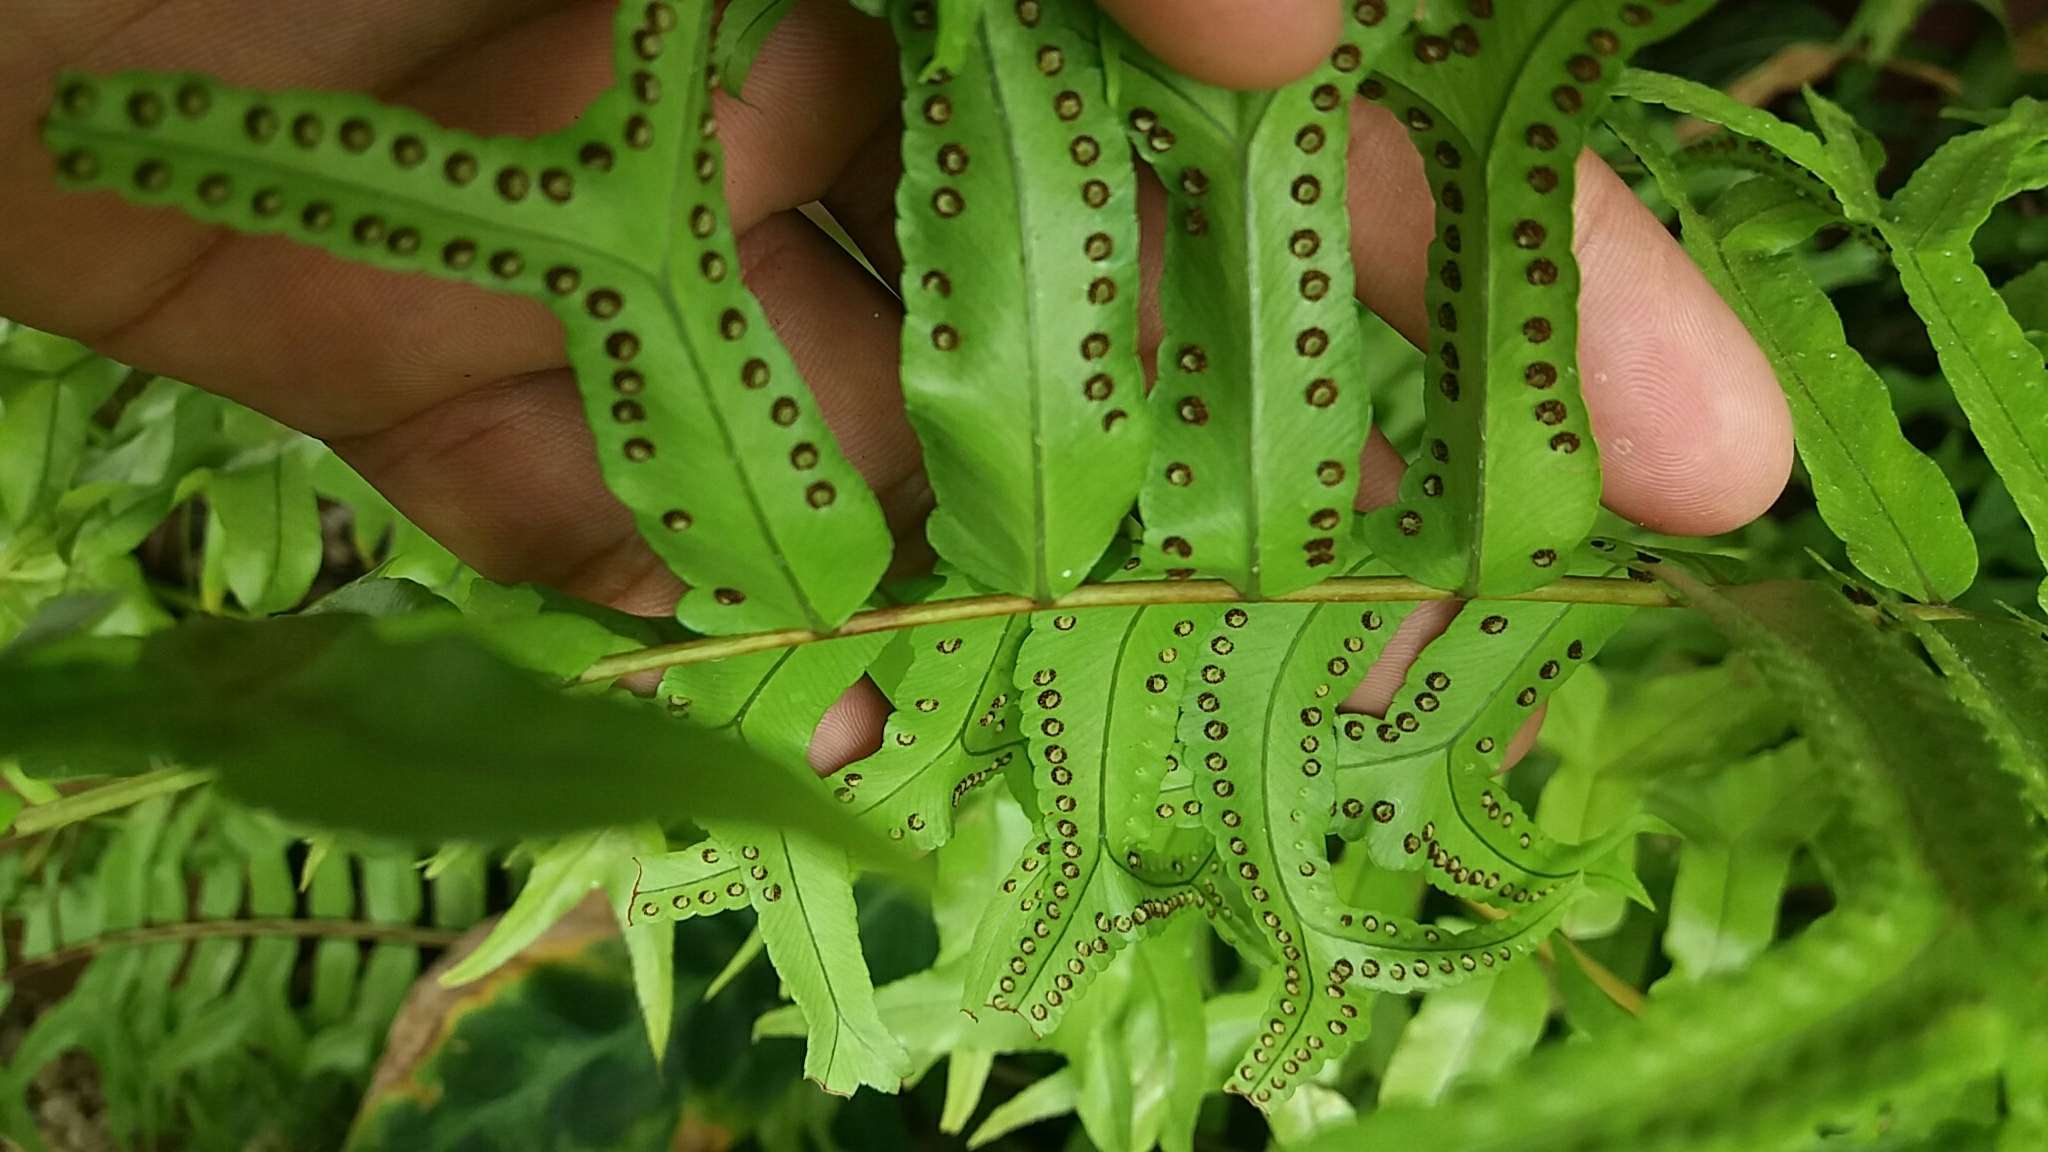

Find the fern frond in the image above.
[
  {"left": 1361, "top": 0, "right": 1714, "bottom": 595},
  {"left": 1337, "top": 594, "right": 1637, "bottom": 906},
  {"left": 1103, "top": 7, "right": 1402, "bottom": 595},
  {"left": 892, "top": 0, "right": 1149, "bottom": 599},
  {"left": 964, "top": 605, "right": 1225, "bottom": 1034}
]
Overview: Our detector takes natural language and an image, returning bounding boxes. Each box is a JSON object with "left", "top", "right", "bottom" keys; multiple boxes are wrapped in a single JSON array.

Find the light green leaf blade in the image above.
[
  {"left": 1682, "top": 578, "right": 2046, "bottom": 966},
  {"left": 837, "top": 595, "right": 1029, "bottom": 849},
  {"left": 1185, "top": 589, "right": 1575, "bottom": 1107},
  {"left": 941, "top": 1046, "right": 996, "bottom": 1135},
  {"left": 206, "top": 448, "right": 323, "bottom": 615},
  {"left": 658, "top": 625, "right": 907, "bottom": 1092},
  {"left": 624, "top": 840, "right": 753, "bottom": 927},
  {"left": 442, "top": 830, "right": 629, "bottom": 986},
  {"left": 892, "top": 0, "right": 1148, "bottom": 599},
  {"left": 1877, "top": 99, "right": 2048, "bottom": 614},
  {"left": 964, "top": 603, "right": 1212, "bottom": 1035},
  {"left": 1308, "top": 910, "right": 2003, "bottom": 1151},
  {"left": 1362, "top": 2, "right": 1714, "bottom": 595},
  {"left": 0, "top": 332, "right": 126, "bottom": 526},
  {"left": 728, "top": 823, "right": 911, "bottom": 1095},
  {"left": 1337, "top": 594, "right": 1638, "bottom": 906},
  {"left": 602, "top": 824, "right": 675, "bottom": 1062},
  {"left": 42, "top": 1, "right": 892, "bottom": 634},
  {"left": 1906, "top": 614, "right": 2048, "bottom": 816},
  {"left": 967, "top": 1068, "right": 1077, "bottom": 1149},
  {"left": 1377, "top": 952, "right": 1549, "bottom": 1106},
  {"left": 1105, "top": 12, "right": 1399, "bottom": 595},
  {"left": 1610, "top": 112, "right": 1978, "bottom": 602},
  {"left": 1613, "top": 68, "right": 1879, "bottom": 220}
]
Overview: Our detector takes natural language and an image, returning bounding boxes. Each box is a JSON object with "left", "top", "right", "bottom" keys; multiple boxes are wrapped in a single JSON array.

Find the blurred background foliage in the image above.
[{"left": 1, "top": 0, "right": 2044, "bottom": 1150}]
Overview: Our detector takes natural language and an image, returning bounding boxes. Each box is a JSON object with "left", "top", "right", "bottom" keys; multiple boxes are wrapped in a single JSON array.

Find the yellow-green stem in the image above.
[{"left": 578, "top": 575, "right": 1682, "bottom": 684}]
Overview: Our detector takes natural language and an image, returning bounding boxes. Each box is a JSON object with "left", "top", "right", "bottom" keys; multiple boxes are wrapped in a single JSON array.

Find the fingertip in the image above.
[
  {"left": 1098, "top": 0, "right": 1342, "bottom": 90},
  {"left": 807, "top": 678, "right": 891, "bottom": 775},
  {"left": 1571, "top": 156, "right": 1795, "bottom": 535}
]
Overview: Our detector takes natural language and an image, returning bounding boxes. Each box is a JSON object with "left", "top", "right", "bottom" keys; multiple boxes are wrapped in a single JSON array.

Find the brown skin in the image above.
[{"left": 0, "top": 1, "right": 1793, "bottom": 769}]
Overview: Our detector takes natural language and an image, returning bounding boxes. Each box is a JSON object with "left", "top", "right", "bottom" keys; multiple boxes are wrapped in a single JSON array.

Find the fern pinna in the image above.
[{"left": 13, "top": 0, "right": 2048, "bottom": 1147}]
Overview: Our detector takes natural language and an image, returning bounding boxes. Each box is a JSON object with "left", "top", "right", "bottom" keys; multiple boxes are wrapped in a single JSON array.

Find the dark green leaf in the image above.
[{"left": 0, "top": 614, "right": 886, "bottom": 853}]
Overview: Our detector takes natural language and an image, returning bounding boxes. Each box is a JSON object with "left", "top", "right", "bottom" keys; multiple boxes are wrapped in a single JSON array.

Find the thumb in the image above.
[{"left": 1095, "top": 0, "right": 1343, "bottom": 90}]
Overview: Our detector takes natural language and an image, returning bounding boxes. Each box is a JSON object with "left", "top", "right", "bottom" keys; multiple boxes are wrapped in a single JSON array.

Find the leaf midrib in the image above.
[{"left": 980, "top": 18, "right": 1052, "bottom": 601}]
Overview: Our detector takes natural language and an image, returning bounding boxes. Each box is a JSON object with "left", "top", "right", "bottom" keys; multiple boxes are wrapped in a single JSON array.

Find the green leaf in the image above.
[
  {"left": 1337, "top": 595, "right": 1638, "bottom": 906},
  {"left": 0, "top": 331, "right": 125, "bottom": 527},
  {"left": 727, "top": 822, "right": 912, "bottom": 1095},
  {"left": 623, "top": 841, "right": 753, "bottom": 926},
  {"left": 1875, "top": 99, "right": 2048, "bottom": 614},
  {"left": 1998, "top": 261, "right": 2048, "bottom": 336},
  {"left": 43, "top": 1, "right": 892, "bottom": 634},
  {"left": 1609, "top": 111, "right": 1979, "bottom": 603},
  {"left": 835, "top": 595, "right": 1029, "bottom": 849},
  {"left": 1904, "top": 614, "right": 2048, "bottom": 817},
  {"left": 964, "top": 604, "right": 1214, "bottom": 1035},
  {"left": 443, "top": 831, "right": 633, "bottom": 987},
  {"left": 654, "top": 627, "right": 908, "bottom": 1093},
  {"left": 1656, "top": 742, "right": 1832, "bottom": 984},
  {"left": 348, "top": 924, "right": 676, "bottom": 1152},
  {"left": 1682, "top": 578, "right": 2046, "bottom": 967},
  {"left": 712, "top": 0, "right": 797, "bottom": 96},
  {"left": 1362, "top": 2, "right": 1714, "bottom": 595},
  {"left": 205, "top": 447, "right": 324, "bottom": 615},
  {"left": 599, "top": 825, "right": 676, "bottom": 1063},
  {"left": 891, "top": 0, "right": 1148, "bottom": 599},
  {"left": 1103, "top": 10, "right": 1400, "bottom": 595},
  {"left": 966, "top": 1067, "right": 1077, "bottom": 1148},
  {"left": 1846, "top": 0, "right": 1936, "bottom": 62},
  {"left": 1615, "top": 68, "right": 1870, "bottom": 214},
  {"left": 940, "top": 1047, "right": 995, "bottom": 1134},
  {"left": 1308, "top": 911, "right": 2004, "bottom": 1151},
  {"left": 0, "top": 614, "right": 885, "bottom": 853},
  {"left": 1377, "top": 951, "right": 1549, "bottom": 1106},
  {"left": 1185, "top": 590, "right": 1575, "bottom": 1108}
]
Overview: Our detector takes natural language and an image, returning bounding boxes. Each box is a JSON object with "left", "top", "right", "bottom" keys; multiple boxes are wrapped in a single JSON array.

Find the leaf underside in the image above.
[
  {"left": 1104, "top": 6, "right": 1401, "bottom": 596},
  {"left": 893, "top": 0, "right": 1150, "bottom": 599},
  {"left": 1361, "top": 0, "right": 1713, "bottom": 595}
]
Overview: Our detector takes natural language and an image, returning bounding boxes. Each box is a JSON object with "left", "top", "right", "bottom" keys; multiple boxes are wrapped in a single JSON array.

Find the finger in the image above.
[
  {"left": 1345, "top": 101, "right": 1794, "bottom": 536},
  {"left": 808, "top": 677, "right": 891, "bottom": 774},
  {"left": 1095, "top": 0, "right": 1343, "bottom": 91}
]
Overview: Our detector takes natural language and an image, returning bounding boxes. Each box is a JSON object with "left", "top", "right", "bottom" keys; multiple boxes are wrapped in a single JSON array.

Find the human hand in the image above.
[{"left": 0, "top": 0, "right": 1792, "bottom": 768}]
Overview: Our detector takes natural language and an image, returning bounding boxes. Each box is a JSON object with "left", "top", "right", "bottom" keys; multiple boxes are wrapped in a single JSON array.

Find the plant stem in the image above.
[
  {"left": 4, "top": 918, "right": 467, "bottom": 978},
  {"left": 1464, "top": 899, "right": 1644, "bottom": 1017},
  {"left": 577, "top": 576, "right": 1682, "bottom": 684},
  {"left": 9, "top": 767, "right": 213, "bottom": 836}
]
